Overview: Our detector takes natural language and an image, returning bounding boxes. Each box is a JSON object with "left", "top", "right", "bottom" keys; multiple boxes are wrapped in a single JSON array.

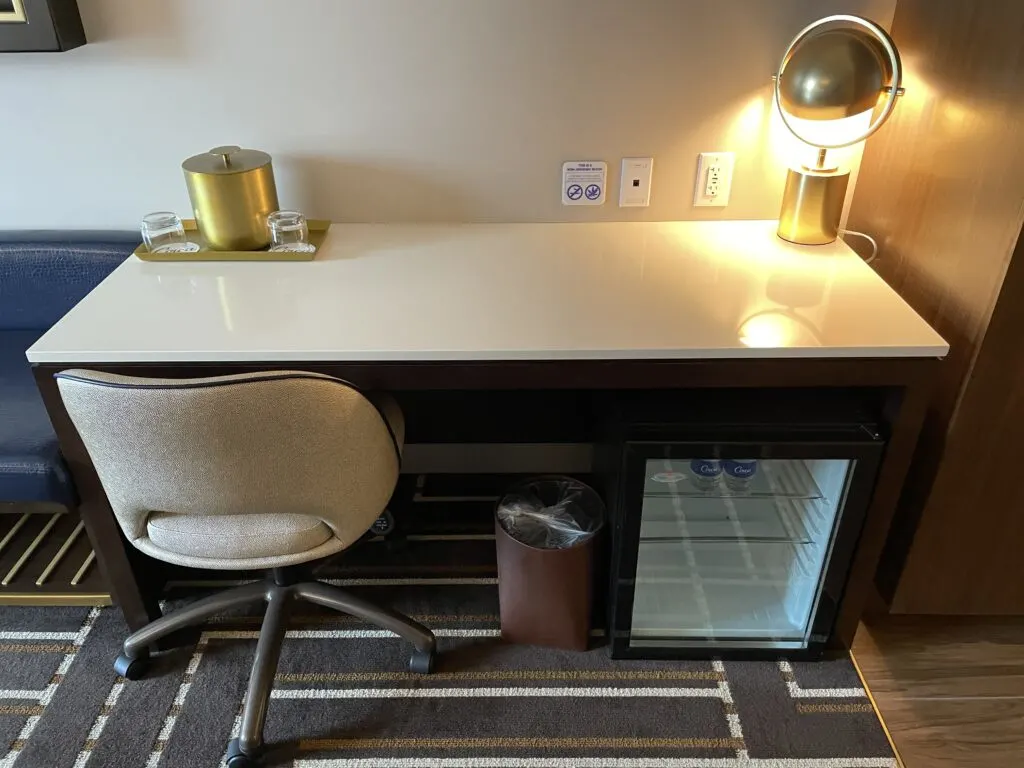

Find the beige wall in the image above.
[{"left": 0, "top": 0, "right": 893, "bottom": 229}]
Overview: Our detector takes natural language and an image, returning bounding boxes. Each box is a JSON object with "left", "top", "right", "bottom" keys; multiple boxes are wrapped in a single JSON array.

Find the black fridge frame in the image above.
[{"left": 607, "top": 426, "right": 884, "bottom": 660}]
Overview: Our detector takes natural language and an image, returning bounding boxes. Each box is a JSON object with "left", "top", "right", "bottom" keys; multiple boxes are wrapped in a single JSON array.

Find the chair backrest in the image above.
[
  {"left": 55, "top": 369, "right": 401, "bottom": 551},
  {"left": 0, "top": 232, "right": 139, "bottom": 331}
]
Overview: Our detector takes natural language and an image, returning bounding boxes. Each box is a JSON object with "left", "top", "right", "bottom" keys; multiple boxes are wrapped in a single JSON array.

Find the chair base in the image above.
[{"left": 115, "top": 572, "right": 437, "bottom": 765}]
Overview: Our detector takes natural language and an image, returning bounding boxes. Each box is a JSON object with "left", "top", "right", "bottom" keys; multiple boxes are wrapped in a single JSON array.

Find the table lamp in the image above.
[{"left": 774, "top": 15, "right": 904, "bottom": 245}]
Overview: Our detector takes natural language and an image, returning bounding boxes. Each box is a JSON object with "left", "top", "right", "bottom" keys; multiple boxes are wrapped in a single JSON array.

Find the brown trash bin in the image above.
[{"left": 494, "top": 477, "right": 604, "bottom": 651}]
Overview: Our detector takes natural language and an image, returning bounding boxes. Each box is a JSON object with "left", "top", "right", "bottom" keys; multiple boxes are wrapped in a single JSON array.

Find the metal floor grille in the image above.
[{"left": 0, "top": 509, "right": 110, "bottom": 605}]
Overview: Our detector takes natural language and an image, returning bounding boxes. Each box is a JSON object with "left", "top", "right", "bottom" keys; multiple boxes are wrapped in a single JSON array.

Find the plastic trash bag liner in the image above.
[{"left": 496, "top": 477, "right": 604, "bottom": 549}]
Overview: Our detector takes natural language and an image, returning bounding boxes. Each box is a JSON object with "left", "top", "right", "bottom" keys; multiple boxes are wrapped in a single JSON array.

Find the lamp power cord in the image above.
[{"left": 839, "top": 229, "right": 879, "bottom": 265}]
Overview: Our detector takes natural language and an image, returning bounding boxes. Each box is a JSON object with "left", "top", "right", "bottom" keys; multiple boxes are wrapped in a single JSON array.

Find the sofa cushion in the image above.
[
  {"left": 0, "top": 330, "right": 74, "bottom": 504},
  {"left": 0, "top": 233, "right": 138, "bottom": 331}
]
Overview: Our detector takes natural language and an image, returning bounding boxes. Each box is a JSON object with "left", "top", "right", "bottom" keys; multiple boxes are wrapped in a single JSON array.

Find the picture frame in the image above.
[{"left": 0, "top": 0, "right": 85, "bottom": 52}]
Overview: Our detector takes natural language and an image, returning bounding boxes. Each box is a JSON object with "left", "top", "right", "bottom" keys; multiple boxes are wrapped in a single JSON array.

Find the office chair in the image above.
[{"left": 56, "top": 370, "right": 436, "bottom": 768}]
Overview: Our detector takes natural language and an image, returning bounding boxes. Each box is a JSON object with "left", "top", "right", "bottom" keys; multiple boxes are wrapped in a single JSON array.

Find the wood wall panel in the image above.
[
  {"left": 846, "top": 0, "right": 1024, "bottom": 613},
  {"left": 893, "top": 230, "right": 1024, "bottom": 613}
]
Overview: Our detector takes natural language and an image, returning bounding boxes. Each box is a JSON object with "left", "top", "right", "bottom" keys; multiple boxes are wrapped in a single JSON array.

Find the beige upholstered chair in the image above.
[{"left": 56, "top": 369, "right": 435, "bottom": 768}]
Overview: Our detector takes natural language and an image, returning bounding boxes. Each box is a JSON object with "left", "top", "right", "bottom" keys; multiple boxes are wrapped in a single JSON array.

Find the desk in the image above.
[{"left": 27, "top": 221, "right": 947, "bottom": 645}]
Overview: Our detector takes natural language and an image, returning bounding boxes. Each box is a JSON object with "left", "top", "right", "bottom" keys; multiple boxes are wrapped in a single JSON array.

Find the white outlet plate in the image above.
[
  {"left": 619, "top": 157, "right": 654, "bottom": 207},
  {"left": 693, "top": 152, "right": 735, "bottom": 207}
]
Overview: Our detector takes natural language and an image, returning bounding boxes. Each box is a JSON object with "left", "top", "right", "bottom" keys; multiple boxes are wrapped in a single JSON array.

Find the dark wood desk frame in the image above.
[{"left": 32, "top": 356, "right": 936, "bottom": 651}]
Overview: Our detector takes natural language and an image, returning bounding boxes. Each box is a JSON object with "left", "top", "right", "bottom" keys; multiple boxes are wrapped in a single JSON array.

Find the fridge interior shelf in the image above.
[
  {"left": 635, "top": 537, "right": 817, "bottom": 584},
  {"left": 638, "top": 494, "right": 825, "bottom": 544},
  {"left": 631, "top": 539, "right": 818, "bottom": 642},
  {"left": 643, "top": 458, "right": 824, "bottom": 500}
]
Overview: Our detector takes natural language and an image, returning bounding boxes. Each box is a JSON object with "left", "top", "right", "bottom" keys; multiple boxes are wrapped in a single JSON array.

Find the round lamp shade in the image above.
[
  {"left": 775, "top": 15, "right": 902, "bottom": 149},
  {"left": 779, "top": 29, "right": 890, "bottom": 120}
]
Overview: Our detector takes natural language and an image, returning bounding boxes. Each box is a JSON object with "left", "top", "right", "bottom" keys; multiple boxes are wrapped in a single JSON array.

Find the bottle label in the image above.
[
  {"left": 689, "top": 460, "right": 722, "bottom": 477},
  {"left": 723, "top": 460, "right": 758, "bottom": 478}
]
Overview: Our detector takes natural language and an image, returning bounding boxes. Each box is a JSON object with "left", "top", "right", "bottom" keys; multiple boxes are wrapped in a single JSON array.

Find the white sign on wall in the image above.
[{"left": 561, "top": 161, "right": 607, "bottom": 206}]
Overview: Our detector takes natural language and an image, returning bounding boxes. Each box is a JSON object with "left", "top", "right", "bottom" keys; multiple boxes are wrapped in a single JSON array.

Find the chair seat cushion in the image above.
[
  {"left": 0, "top": 331, "right": 75, "bottom": 504},
  {"left": 146, "top": 511, "right": 334, "bottom": 562}
]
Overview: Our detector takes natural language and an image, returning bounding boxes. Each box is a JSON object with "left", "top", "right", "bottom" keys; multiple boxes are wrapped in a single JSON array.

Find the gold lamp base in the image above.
[{"left": 777, "top": 166, "right": 850, "bottom": 245}]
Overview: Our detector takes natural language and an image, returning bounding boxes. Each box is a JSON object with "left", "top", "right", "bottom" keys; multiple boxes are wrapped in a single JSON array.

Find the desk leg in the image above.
[{"left": 33, "top": 367, "right": 162, "bottom": 631}]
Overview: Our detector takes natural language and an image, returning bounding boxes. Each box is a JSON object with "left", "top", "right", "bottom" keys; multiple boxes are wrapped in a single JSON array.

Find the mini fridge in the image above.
[{"left": 606, "top": 419, "right": 884, "bottom": 658}]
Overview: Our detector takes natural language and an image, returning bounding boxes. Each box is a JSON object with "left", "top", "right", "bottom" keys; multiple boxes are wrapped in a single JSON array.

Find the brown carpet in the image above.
[{"left": 0, "top": 581, "right": 896, "bottom": 767}]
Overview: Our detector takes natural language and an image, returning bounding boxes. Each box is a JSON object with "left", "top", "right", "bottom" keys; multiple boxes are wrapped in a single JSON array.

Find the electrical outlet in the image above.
[
  {"left": 693, "top": 152, "right": 735, "bottom": 207},
  {"left": 618, "top": 157, "right": 654, "bottom": 207}
]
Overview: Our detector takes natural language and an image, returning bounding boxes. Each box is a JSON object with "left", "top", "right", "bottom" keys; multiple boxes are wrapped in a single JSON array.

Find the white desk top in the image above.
[{"left": 27, "top": 220, "right": 947, "bottom": 364}]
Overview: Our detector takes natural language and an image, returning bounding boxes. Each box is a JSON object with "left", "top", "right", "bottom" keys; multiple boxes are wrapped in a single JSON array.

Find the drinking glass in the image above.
[
  {"left": 267, "top": 210, "right": 316, "bottom": 253},
  {"left": 140, "top": 212, "right": 198, "bottom": 253}
]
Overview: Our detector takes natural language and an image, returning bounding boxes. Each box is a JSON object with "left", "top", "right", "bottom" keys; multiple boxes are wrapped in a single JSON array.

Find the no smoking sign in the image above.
[{"left": 562, "top": 161, "right": 606, "bottom": 206}]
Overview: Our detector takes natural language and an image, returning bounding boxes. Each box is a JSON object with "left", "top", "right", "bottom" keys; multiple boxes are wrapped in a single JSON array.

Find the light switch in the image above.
[{"left": 619, "top": 157, "right": 654, "bottom": 207}]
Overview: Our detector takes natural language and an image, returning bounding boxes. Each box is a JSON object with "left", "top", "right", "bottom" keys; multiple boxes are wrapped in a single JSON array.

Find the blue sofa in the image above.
[{"left": 0, "top": 232, "right": 139, "bottom": 505}]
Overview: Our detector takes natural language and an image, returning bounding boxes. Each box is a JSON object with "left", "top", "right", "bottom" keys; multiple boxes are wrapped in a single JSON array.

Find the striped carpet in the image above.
[{"left": 0, "top": 579, "right": 896, "bottom": 768}]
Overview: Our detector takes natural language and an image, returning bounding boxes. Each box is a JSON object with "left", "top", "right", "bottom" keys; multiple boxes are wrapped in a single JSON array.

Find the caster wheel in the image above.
[
  {"left": 227, "top": 752, "right": 258, "bottom": 767},
  {"left": 409, "top": 646, "right": 436, "bottom": 674},
  {"left": 226, "top": 738, "right": 260, "bottom": 768},
  {"left": 113, "top": 653, "right": 150, "bottom": 680}
]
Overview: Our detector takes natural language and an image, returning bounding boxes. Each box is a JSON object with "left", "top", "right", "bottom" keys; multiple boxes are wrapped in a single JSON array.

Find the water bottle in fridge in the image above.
[{"left": 723, "top": 459, "right": 758, "bottom": 493}]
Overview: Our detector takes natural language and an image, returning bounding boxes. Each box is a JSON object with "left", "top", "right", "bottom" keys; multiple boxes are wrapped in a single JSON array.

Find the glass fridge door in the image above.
[{"left": 618, "top": 448, "right": 876, "bottom": 652}]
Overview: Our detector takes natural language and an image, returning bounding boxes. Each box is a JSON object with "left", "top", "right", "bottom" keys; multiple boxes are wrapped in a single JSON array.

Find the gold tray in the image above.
[{"left": 134, "top": 219, "right": 330, "bottom": 261}]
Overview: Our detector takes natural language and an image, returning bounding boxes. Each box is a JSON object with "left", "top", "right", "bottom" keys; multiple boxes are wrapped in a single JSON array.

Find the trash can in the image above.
[{"left": 495, "top": 476, "right": 605, "bottom": 651}]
